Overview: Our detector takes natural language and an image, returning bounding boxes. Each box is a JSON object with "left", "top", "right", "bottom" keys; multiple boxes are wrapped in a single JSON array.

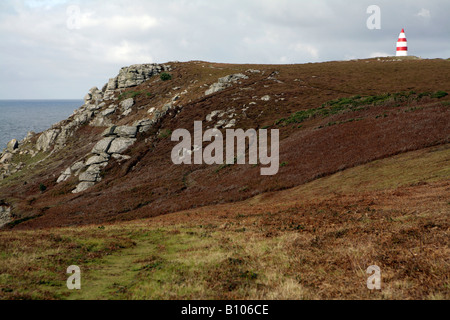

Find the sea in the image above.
[{"left": 0, "top": 100, "right": 84, "bottom": 150}]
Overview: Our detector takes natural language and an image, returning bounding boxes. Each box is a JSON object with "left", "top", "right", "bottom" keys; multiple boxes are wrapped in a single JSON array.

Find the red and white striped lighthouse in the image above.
[{"left": 396, "top": 28, "right": 408, "bottom": 57}]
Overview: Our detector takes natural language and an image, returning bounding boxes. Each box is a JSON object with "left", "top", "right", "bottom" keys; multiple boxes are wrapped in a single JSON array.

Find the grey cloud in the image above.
[{"left": 0, "top": 0, "right": 448, "bottom": 99}]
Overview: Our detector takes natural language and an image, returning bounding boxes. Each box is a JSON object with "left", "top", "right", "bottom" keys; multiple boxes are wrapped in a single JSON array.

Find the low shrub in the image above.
[{"left": 160, "top": 73, "right": 172, "bottom": 81}]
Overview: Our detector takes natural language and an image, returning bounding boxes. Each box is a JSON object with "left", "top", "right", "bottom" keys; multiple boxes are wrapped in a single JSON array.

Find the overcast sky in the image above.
[{"left": 0, "top": 0, "right": 449, "bottom": 99}]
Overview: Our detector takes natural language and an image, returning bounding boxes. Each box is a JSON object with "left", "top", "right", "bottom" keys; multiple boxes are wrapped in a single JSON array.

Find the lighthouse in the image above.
[{"left": 396, "top": 29, "right": 408, "bottom": 57}]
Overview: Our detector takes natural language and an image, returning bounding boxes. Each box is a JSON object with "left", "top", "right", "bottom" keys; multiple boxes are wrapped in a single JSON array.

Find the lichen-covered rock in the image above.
[
  {"left": 108, "top": 138, "right": 136, "bottom": 154},
  {"left": 206, "top": 110, "right": 223, "bottom": 122},
  {"left": 224, "top": 119, "right": 236, "bottom": 128},
  {"left": 92, "top": 137, "right": 116, "bottom": 154},
  {"left": 205, "top": 73, "right": 248, "bottom": 95},
  {"left": 7, "top": 139, "right": 18, "bottom": 152},
  {"left": 72, "top": 181, "right": 95, "bottom": 194},
  {"left": 85, "top": 155, "right": 109, "bottom": 166},
  {"left": 111, "top": 154, "right": 132, "bottom": 162},
  {"left": 0, "top": 152, "right": 13, "bottom": 164},
  {"left": 36, "top": 129, "right": 60, "bottom": 151},
  {"left": 134, "top": 119, "right": 154, "bottom": 133},
  {"left": 71, "top": 162, "right": 86, "bottom": 174},
  {"left": 102, "top": 126, "right": 117, "bottom": 137},
  {"left": 109, "top": 64, "right": 169, "bottom": 90},
  {"left": 74, "top": 110, "right": 94, "bottom": 126},
  {"left": 89, "top": 113, "right": 114, "bottom": 127},
  {"left": 79, "top": 171, "right": 98, "bottom": 183},
  {"left": 114, "top": 126, "right": 137, "bottom": 138},
  {"left": 101, "top": 106, "right": 117, "bottom": 117},
  {"left": 120, "top": 98, "right": 134, "bottom": 111},
  {"left": 0, "top": 205, "right": 12, "bottom": 228},
  {"left": 56, "top": 167, "right": 72, "bottom": 183}
]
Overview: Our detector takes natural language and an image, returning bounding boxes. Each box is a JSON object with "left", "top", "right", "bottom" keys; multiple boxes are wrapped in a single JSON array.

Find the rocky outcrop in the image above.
[
  {"left": 59, "top": 100, "right": 179, "bottom": 194},
  {"left": 30, "top": 63, "right": 169, "bottom": 153},
  {"left": 57, "top": 123, "right": 141, "bottom": 193},
  {"left": 3, "top": 62, "right": 174, "bottom": 192},
  {"left": 106, "top": 64, "right": 170, "bottom": 91}
]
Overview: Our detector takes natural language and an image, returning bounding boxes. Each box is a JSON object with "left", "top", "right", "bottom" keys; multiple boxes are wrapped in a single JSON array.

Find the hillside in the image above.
[
  {"left": 0, "top": 57, "right": 449, "bottom": 230},
  {"left": 0, "top": 57, "right": 449, "bottom": 300}
]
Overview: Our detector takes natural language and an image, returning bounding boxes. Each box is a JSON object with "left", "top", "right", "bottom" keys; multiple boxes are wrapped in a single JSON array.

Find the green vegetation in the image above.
[
  {"left": 158, "top": 129, "right": 172, "bottom": 139},
  {"left": 431, "top": 91, "right": 448, "bottom": 99},
  {"left": 319, "top": 118, "right": 364, "bottom": 128},
  {"left": 39, "top": 183, "right": 47, "bottom": 192},
  {"left": 160, "top": 73, "right": 172, "bottom": 81},
  {"left": 276, "top": 91, "right": 449, "bottom": 127},
  {"left": 118, "top": 91, "right": 144, "bottom": 100}
]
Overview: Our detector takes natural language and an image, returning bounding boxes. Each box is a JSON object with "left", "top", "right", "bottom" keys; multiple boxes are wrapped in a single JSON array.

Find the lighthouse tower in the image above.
[{"left": 396, "top": 29, "right": 408, "bottom": 57}]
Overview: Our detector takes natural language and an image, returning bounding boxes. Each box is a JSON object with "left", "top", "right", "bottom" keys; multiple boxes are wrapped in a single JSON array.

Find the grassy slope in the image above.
[{"left": 1, "top": 144, "right": 448, "bottom": 300}]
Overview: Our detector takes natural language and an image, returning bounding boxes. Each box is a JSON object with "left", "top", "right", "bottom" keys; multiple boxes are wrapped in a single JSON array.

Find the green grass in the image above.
[
  {"left": 431, "top": 91, "right": 448, "bottom": 99},
  {"left": 67, "top": 228, "right": 227, "bottom": 300}
]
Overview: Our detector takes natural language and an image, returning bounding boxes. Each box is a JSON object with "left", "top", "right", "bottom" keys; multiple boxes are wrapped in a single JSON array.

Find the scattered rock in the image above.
[
  {"left": 261, "top": 95, "right": 271, "bottom": 101},
  {"left": 206, "top": 110, "right": 223, "bottom": 122},
  {"left": 224, "top": 119, "right": 236, "bottom": 128},
  {"left": 120, "top": 98, "right": 134, "bottom": 111},
  {"left": 205, "top": 74, "right": 249, "bottom": 95},
  {"left": 0, "top": 152, "right": 13, "bottom": 164},
  {"left": 72, "top": 181, "right": 96, "bottom": 194}
]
